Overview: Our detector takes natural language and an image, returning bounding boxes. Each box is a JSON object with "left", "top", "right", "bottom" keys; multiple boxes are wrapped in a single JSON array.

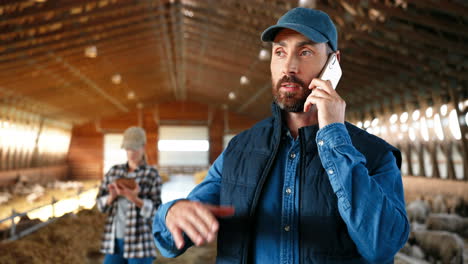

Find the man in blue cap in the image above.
[{"left": 153, "top": 7, "right": 409, "bottom": 263}]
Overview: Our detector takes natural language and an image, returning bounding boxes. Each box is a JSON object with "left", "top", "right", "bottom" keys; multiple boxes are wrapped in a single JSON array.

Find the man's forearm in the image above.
[{"left": 316, "top": 123, "right": 409, "bottom": 262}]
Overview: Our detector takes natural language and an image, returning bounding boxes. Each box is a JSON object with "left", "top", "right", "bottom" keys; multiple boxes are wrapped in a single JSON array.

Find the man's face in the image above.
[{"left": 270, "top": 29, "right": 329, "bottom": 112}]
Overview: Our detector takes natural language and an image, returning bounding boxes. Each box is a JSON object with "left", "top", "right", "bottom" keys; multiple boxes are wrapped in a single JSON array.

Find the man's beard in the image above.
[{"left": 272, "top": 75, "right": 311, "bottom": 112}]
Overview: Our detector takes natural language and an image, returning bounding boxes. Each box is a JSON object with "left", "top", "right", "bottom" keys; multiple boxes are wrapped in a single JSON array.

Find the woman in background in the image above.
[{"left": 96, "top": 126, "right": 162, "bottom": 264}]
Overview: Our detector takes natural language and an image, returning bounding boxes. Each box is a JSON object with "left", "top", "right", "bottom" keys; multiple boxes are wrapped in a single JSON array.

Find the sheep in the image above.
[
  {"left": 431, "top": 194, "right": 448, "bottom": 214},
  {"left": 0, "top": 192, "right": 11, "bottom": 205},
  {"left": 395, "top": 252, "right": 430, "bottom": 264},
  {"left": 452, "top": 197, "right": 468, "bottom": 217},
  {"left": 400, "top": 242, "right": 426, "bottom": 260},
  {"left": 47, "top": 180, "right": 84, "bottom": 191},
  {"left": 407, "top": 199, "right": 431, "bottom": 223},
  {"left": 25, "top": 184, "right": 45, "bottom": 203},
  {"left": 411, "top": 245, "right": 425, "bottom": 260},
  {"left": 411, "top": 221, "right": 427, "bottom": 232},
  {"left": 409, "top": 230, "right": 464, "bottom": 264},
  {"left": 426, "top": 213, "right": 468, "bottom": 238}
]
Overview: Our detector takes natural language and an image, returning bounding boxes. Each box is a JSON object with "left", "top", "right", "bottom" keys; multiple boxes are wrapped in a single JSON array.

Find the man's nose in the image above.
[{"left": 282, "top": 55, "right": 299, "bottom": 75}]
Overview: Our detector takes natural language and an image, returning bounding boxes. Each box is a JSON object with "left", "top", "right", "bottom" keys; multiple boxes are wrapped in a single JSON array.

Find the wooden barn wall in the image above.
[
  {"left": 68, "top": 101, "right": 258, "bottom": 180},
  {"left": 67, "top": 122, "right": 104, "bottom": 181}
]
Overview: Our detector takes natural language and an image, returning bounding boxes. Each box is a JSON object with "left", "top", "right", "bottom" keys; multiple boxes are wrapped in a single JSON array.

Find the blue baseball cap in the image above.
[{"left": 261, "top": 7, "right": 338, "bottom": 51}]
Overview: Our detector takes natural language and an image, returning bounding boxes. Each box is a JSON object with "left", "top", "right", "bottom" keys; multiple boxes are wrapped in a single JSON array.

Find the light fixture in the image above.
[
  {"left": 440, "top": 104, "right": 448, "bottom": 116},
  {"left": 258, "top": 49, "right": 270, "bottom": 61},
  {"left": 400, "top": 112, "right": 408, "bottom": 123},
  {"left": 84, "top": 45, "right": 97, "bottom": 58},
  {"left": 448, "top": 110, "right": 461, "bottom": 140},
  {"left": 412, "top": 110, "right": 420, "bottom": 121},
  {"left": 127, "top": 91, "right": 135, "bottom": 100},
  {"left": 228, "top": 91, "right": 236, "bottom": 100},
  {"left": 425, "top": 107, "right": 433, "bottom": 118},
  {"left": 182, "top": 8, "right": 194, "bottom": 17},
  {"left": 111, "top": 74, "right": 121, "bottom": 84},
  {"left": 371, "top": 118, "right": 379, "bottom": 127},
  {"left": 389, "top": 114, "right": 398, "bottom": 124},
  {"left": 240, "top": 76, "right": 249, "bottom": 85},
  {"left": 298, "top": 0, "right": 317, "bottom": 8},
  {"left": 356, "top": 121, "right": 363, "bottom": 128}
]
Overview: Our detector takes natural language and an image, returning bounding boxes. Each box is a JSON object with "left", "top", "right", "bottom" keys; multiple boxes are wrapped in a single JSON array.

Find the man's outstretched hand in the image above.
[{"left": 166, "top": 200, "right": 235, "bottom": 249}]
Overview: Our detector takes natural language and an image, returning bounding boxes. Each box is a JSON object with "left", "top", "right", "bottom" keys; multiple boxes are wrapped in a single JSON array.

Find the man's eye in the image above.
[
  {"left": 300, "top": 50, "right": 313, "bottom": 56},
  {"left": 275, "top": 50, "right": 285, "bottom": 56}
]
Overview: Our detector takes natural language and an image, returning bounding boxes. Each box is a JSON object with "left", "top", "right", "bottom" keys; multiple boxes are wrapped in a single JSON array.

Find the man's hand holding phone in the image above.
[{"left": 304, "top": 52, "right": 346, "bottom": 129}]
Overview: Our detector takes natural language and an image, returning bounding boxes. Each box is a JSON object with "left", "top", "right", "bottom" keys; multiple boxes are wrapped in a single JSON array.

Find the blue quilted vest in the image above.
[{"left": 217, "top": 103, "right": 401, "bottom": 264}]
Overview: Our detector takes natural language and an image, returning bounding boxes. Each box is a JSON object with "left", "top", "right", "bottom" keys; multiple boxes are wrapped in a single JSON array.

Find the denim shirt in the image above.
[{"left": 153, "top": 123, "right": 408, "bottom": 263}]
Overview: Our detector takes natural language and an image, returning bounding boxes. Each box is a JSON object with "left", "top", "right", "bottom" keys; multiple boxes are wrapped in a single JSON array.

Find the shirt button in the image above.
[
  {"left": 289, "top": 152, "right": 296, "bottom": 159},
  {"left": 318, "top": 140, "right": 324, "bottom": 146},
  {"left": 285, "top": 188, "right": 292, "bottom": 194},
  {"left": 328, "top": 169, "right": 334, "bottom": 174},
  {"left": 284, "top": 225, "right": 290, "bottom": 232}
]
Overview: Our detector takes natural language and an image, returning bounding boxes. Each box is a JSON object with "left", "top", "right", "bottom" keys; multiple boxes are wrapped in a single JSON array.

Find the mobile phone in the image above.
[{"left": 318, "top": 53, "right": 342, "bottom": 90}]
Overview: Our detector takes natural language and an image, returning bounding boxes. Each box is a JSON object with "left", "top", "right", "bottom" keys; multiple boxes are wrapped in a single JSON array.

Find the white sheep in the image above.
[
  {"left": 411, "top": 221, "right": 427, "bottom": 232},
  {"left": 407, "top": 199, "right": 431, "bottom": 223},
  {"left": 431, "top": 194, "right": 448, "bottom": 214},
  {"left": 0, "top": 192, "right": 11, "bottom": 205},
  {"left": 395, "top": 253, "right": 430, "bottom": 264},
  {"left": 426, "top": 213, "right": 468, "bottom": 238},
  {"left": 410, "top": 230, "right": 464, "bottom": 264}
]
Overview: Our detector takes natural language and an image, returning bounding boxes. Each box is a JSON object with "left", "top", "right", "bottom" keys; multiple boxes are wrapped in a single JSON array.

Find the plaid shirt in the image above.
[{"left": 96, "top": 163, "right": 162, "bottom": 258}]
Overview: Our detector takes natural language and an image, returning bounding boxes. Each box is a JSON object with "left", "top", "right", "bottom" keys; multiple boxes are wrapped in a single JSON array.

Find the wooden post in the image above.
[
  {"left": 9, "top": 209, "right": 17, "bottom": 239},
  {"left": 448, "top": 83, "right": 468, "bottom": 181},
  {"left": 418, "top": 144, "right": 426, "bottom": 177}
]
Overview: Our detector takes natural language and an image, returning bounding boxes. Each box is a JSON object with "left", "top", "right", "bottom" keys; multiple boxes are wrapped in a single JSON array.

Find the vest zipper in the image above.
[
  {"left": 242, "top": 109, "right": 282, "bottom": 264},
  {"left": 298, "top": 128, "right": 306, "bottom": 264}
]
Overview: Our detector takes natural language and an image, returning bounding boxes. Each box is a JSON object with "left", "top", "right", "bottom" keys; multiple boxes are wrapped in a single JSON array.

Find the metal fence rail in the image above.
[{"left": 0, "top": 186, "right": 98, "bottom": 241}]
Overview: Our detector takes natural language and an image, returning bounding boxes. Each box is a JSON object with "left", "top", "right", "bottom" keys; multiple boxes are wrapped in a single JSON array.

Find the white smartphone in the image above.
[{"left": 318, "top": 53, "right": 342, "bottom": 90}]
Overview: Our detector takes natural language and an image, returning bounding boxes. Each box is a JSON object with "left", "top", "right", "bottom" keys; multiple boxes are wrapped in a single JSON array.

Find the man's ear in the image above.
[{"left": 335, "top": 50, "right": 341, "bottom": 62}]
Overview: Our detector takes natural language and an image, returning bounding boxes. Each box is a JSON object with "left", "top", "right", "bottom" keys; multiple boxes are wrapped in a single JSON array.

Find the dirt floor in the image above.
[
  {"left": 0, "top": 207, "right": 216, "bottom": 264},
  {"left": 0, "top": 208, "right": 105, "bottom": 264},
  {"left": 0, "top": 176, "right": 467, "bottom": 263}
]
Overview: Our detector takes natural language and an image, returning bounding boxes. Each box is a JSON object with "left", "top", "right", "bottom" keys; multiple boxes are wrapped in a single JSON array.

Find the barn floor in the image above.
[{"left": 1, "top": 176, "right": 467, "bottom": 263}]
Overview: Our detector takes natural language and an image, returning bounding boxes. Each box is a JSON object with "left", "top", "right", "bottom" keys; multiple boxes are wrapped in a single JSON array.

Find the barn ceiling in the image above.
[{"left": 0, "top": 0, "right": 467, "bottom": 124}]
